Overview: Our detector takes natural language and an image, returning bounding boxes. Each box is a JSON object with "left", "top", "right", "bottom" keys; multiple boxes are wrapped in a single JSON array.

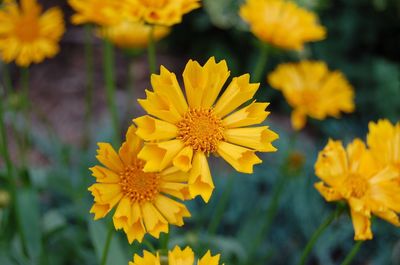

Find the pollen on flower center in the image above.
[
  {"left": 345, "top": 174, "right": 369, "bottom": 198},
  {"left": 119, "top": 159, "right": 160, "bottom": 203},
  {"left": 176, "top": 108, "right": 225, "bottom": 154},
  {"left": 14, "top": 17, "right": 40, "bottom": 42}
]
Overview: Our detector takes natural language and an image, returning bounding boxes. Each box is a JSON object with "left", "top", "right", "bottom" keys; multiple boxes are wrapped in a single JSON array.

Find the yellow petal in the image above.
[
  {"left": 89, "top": 203, "right": 112, "bottom": 220},
  {"left": 346, "top": 139, "right": 377, "bottom": 177},
  {"left": 138, "top": 140, "right": 185, "bottom": 172},
  {"left": 223, "top": 101, "right": 270, "bottom": 128},
  {"left": 142, "top": 202, "right": 168, "bottom": 238},
  {"left": 183, "top": 59, "right": 207, "bottom": 108},
  {"left": 160, "top": 167, "right": 190, "bottom": 182},
  {"left": 172, "top": 146, "right": 193, "bottom": 172},
  {"left": 134, "top": 115, "right": 178, "bottom": 141},
  {"left": 88, "top": 183, "right": 122, "bottom": 204},
  {"left": 291, "top": 109, "right": 307, "bottom": 131},
  {"left": 314, "top": 182, "right": 343, "bottom": 201},
  {"left": 124, "top": 202, "right": 146, "bottom": 243},
  {"left": 96, "top": 143, "right": 124, "bottom": 173},
  {"left": 217, "top": 141, "right": 262, "bottom": 173},
  {"left": 350, "top": 209, "right": 373, "bottom": 241},
  {"left": 213, "top": 74, "right": 259, "bottom": 118},
  {"left": 373, "top": 208, "right": 400, "bottom": 227},
  {"left": 169, "top": 246, "right": 195, "bottom": 265},
  {"left": 89, "top": 165, "right": 120, "bottom": 183},
  {"left": 188, "top": 151, "right": 215, "bottom": 203},
  {"left": 154, "top": 195, "right": 190, "bottom": 226},
  {"left": 224, "top": 126, "right": 278, "bottom": 152},
  {"left": 113, "top": 196, "right": 132, "bottom": 229},
  {"left": 151, "top": 66, "right": 188, "bottom": 115},
  {"left": 198, "top": 251, "right": 221, "bottom": 265},
  {"left": 119, "top": 125, "right": 142, "bottom": 165},
  {"left": 160, "top": 181, "right": 191, "bottom": 200}
]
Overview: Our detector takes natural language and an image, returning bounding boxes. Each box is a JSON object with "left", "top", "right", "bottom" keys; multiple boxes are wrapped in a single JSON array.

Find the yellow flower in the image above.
[
  {"left": 0, "top": 0, "right": 65, "bottom": 66},
  {"left": 129, "top": 246, "right": 222, "bottom": 265},
  {"left": 98, "top": 21, "right": 170, "bottom": 49},
  {"left": 124, "top": 0, "right": 201, "bottom": 26},
  {"left": 68, "top": 0, "right": 123, "bottom": 26},
  {"left": 268, "top": 60, "right": 355, "bottom": 130},
  {"left": 134, "top": 57, "right": 278, "bottom": 202},
  {"left": 367, "top": 119, "right": 400, "bottom": 170},
  {"left": 89, "top": 125, "right": 191, "bottom": 243},
  {"left": 239, "top": 0, "right": 326, "bottom": 50},
  {"left": 314, "top": 139, "right": 400, "bottom": 240}
]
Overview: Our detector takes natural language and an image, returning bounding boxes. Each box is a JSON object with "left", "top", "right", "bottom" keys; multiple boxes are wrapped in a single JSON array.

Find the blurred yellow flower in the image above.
[
  {"left": 125, "top": 0, "right": 201, "bottom": 26},
  {"left": 0, "top": 0, "right": 65, "bottom": 66},
  {"left": 239, "top": 0, "right": 326, "bottom": 50},
  {"left": 89, "top": 125, "right": 191, "bottom": 243},
  {"left": 98, "top": 21, "right": 170, "bottom": 49},
  {"left": 367, "top": 119, "right": 400, "bottom": 170},
  {"left": 314, "top": 139, "right": 400, "bottom": 240},
  {"left": 268, "top": 61, "right": 355, "bottom": 130},
  {"left": 68, "top": 0, "right": 123, "bottom": 26},
  {"left": 134, "top": 57, "right": 278, "bottom": 202},
  {"left": 129, "top": 246, "right": 222, "bottom": 265}
]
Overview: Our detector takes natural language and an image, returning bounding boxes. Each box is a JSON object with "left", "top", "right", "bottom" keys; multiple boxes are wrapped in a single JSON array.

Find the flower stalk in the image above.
[
  {"left": 252, "top": 43, "right": 269, "bottom": 83},
  {"left": 100, "top": 222, "right": 114, "bottom": 265},
  {"left": 340, "top": 241, "right": 363, "bottom": 265},
  {"left": 147, "top": 26, "right": 157, "bottom": 74}
]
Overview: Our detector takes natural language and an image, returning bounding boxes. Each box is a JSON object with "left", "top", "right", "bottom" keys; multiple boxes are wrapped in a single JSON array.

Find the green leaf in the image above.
[{"left": 15, "top": 188, "right": 42, "bottom": 263}]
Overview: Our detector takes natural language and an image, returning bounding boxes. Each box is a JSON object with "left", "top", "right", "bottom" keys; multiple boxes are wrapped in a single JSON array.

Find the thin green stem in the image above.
[
  {"left": 83, "top": 24, "right": 95, "bottom": 149},
  {"left": 100, "top": 223, "right": 114, "bottom": 265},
  {"left": 252, "top": 43, "right": 269, "bottom": 83},
  {"left": 20, "top": 67, "right": 29, "bottom": 168},
  {"left": 160, "top": 232, "right": 169, "bottom": 254},
  {"left": 103, "top": 40, "right": 120, "bottom": 145},
  {"left": 127, "top": 56, "right": 136, "bottom": 104},
  {"left": 143, "top": 239, "right": 156, "bottom": 253},
  {"left": 207, "top": 176, "right": 235, "bottom": 234},
  {"left": 2, "top": 63, "right": 12, "bottom": 95},
  {"left": 147, "top": 26, "right": 156, "bottom": 74},
  {"left": 340, "top": 241, "right": 363, "bottom": 265},
  {"left": 0, "top": 93, "right": 15, "bottom": 186},
  {"left": 298, "top": 204, "right": 345, "bottom": 265}
]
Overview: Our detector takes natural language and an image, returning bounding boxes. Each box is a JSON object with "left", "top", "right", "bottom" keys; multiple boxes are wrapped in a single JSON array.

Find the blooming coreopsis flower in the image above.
[
  {"left": 239, "top": 0, "right": 326, "bottom": 50},
  {"left": 314, "top": 139, "right": 400, "bottom": 240},
  {"left": 0, "top": 0, "right": 65, "bottom": 66},
  {"left": 129, "top": 246, "right": 222, "bottom": 265},
  {"left": 98, "top": 21, "right": 170, "bottom": 49},
  {"left": 134, "top": 57, "right": 278, "bottom": 202},
  {"left": 89, "top": 125, "right": 191, "bottom": 243},
  {"left": 367, "top": 119, "right": 400, "bottom": 170},
  {"left": 124, "top": 0, "right": 201, "bottom": 26},
  {"left": 68, "top": 0, "right": 123, "bottom": 26},
  {"left": 268, "top": 60, "right": 355, "bottom": 130}
]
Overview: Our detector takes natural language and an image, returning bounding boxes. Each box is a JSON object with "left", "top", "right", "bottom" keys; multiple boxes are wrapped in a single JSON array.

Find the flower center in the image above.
[
  {"left": 119, "top": 159, "right": 160, "bottom": 203},
  {"left": 14, "top": 16, "right": 40, "bottom": 42},
  {"left": 176, "top": 108, "right": 225, "bottom": 154},
  {"left": 345, "top": 174, "right": 369, "bottom": 198},
  {"left": 138, "top": 0, "right": 168, "bottom": 8}
]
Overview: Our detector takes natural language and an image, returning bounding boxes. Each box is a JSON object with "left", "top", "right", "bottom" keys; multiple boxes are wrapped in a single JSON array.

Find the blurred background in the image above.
[{"left": 0, "top": 0, "right": 400, "bottom": 264}]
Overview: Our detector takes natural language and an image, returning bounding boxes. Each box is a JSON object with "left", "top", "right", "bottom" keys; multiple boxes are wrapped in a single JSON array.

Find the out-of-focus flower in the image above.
[
  {"left": 239, "top": 0, "right": 326, "bottom": 50},
  {"left": 287, "top": 151, "right": 305, "bottom": 173},
  {"left": 98, "top": 21, "right": 170, "bottom": 49},
  {"left": 124, "top": 0, "right": 201, "bottom": 26},
  {"left": 68, "top": 0, "right": 123, "bottom": 26},
  {"left": 314, "top": 139, "right": 400, "bottom": 240},
  {"left": 0, "top": 190, "right": 10, "bottom": 208},
  {"left": 367, "top": 119, "right": 400, "bottom": 170},
  {"left": 0, "top": 0, "right": 65, "bottom": 66},
  {"left": 89, "top": 125, "right": 191, "bottom": 243},
  {"left": 134, "top": 57, "right": 278, "bottom": 203},
  {"left": 129, "top": 246, "right": 222, "bottom": 265},
  {"left": 268, "top": 61, "right": 355, "bottom": 130}
]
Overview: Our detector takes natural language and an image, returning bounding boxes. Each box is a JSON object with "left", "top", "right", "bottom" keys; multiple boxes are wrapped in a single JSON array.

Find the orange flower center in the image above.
[
  {"left": 176, "top": 108, "right": 225, "bottom": 154},
  {"left": 345, "top": 174, "right": 369, "bottom": 198},
  {"left": 119, "top": 159, "right": 160, "bottom": 203},
  {"left": 14, "top": 16, "right": 40, "bottom": 42}
]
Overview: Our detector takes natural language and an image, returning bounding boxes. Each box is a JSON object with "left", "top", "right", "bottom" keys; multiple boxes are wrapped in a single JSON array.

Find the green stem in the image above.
[
  {"left": 103, "top": 40, "right": 120, "bottom": 145},
  {"left": 0, "top": 93, "right": 15, "bottom": 187},
  {"left": 147, "top": 26, "right": 156, "bottom": 74},
  {"left": 143, "top": 239, "right": 156, "bottom": 253},
  {"left": 160, "top": 232, "right": 169, "bottom": 254},
  {"left": 2, "top": 63, "right": 12, "bottom": 95},
  {"left": 20, "top": 67, "right": 29, "bottom": 168},
  {"left": 252, "top": 43, "right": 269, "bottom": 83},
  {"left": 83, "top": 24, "right": 95, "bottom": 149},
  {"left": 100, "top": 223, "right": 114, "bottom": 265},
  {"left": 298, "top": 204, "right": 345, "bottom": 265},
  {"left": 207, "top": 176, "right": 235, "bottom": 234},
  {"left": 127, "top": 56, "right": 136, "bottom": 104},
  {"left": 340, "top": 241, "right": 363, "bottom": 265}
]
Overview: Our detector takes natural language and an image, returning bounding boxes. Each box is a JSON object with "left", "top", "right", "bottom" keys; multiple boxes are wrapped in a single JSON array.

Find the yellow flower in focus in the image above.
[
  {"left": 134, "top": 57, "right": 279, "bottom": 203},
  {"left": 125, "top": 0, "right": 201, "bottom": 26},
  {"left": 367, "top": 119, "right": 400, "bottom": 170},
  {"left": 68, "top": 0, "right": 123, "bottom": 26},
  {"left": 129, "top": 246, "right": 222, "bottom": 265},
  {"left": 314, "top": 139, "right": 400, "bottom": 240},
  {"left": 98, "top": 21, "right": 170, "bottom": 49},
  {"left": 268, "top": 61, "right": 355, "bottom": 130},
  {"left": 89, "top": 125, "right": 191, "bottom": 243},
  {"left": 239, "top": 0, "right": 326, "bottom": 50},
  {"left": 0, "top": 0, "right": 65, "bottom": 66}
]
